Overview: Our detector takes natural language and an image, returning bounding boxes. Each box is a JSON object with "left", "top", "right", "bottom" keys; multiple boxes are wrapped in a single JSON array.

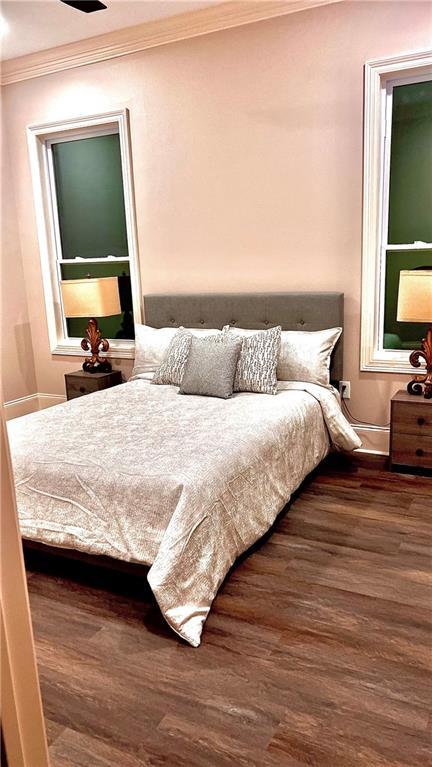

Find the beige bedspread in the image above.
[{"left": 7, "top": 379, "right": 360, "bottom": 646}]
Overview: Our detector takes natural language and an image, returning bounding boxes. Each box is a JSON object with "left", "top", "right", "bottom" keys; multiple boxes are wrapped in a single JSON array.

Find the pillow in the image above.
[
  {"left": 223, "top": 325, "right": 342, "bottom": 387},
  {"left": 152, "top": 328, "right": 193, "bottom": 386},
  {"left": 180, "top": 335, "right": 242, "bottom": 399},
  {"left": 277, "top": 327, "right": 342, "bottom": 386},
  {"left": 223, "top": 325, "right": 281, "bottom": 395},
  {"left": 131, "top": 323, "right": 222, "bottom": 378},
  {"left": 132, "top": 324, "right": 177, "bottom": 377}
]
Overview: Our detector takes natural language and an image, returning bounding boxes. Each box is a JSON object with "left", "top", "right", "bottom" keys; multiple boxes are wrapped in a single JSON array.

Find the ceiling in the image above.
[{"left": 0, "top": 0, "right": 222, "bottom": 61}]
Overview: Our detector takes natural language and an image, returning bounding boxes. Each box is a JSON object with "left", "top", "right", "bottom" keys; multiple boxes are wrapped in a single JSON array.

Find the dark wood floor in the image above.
[{"left": 25, "top": 455, "right": 432, "bottom": 767}]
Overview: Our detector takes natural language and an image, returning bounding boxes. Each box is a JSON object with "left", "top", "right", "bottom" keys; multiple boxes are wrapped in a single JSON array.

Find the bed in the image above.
[{"left": 7, "top": 292, "right": 360, "bottom": 647}]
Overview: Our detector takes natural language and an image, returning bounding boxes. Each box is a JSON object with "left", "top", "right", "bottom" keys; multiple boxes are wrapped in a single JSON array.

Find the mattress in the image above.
[{"left": 7, "top": 378, "right": 360, "bottom": 646}]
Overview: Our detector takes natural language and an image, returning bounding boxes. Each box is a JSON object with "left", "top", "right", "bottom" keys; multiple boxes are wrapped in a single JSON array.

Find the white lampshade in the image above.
[
  {"left": 61, "top": 277, "right": 121, "bottom": 318},
  {"left": 397, "top": 270, "right": 432, "bottom": 323}
]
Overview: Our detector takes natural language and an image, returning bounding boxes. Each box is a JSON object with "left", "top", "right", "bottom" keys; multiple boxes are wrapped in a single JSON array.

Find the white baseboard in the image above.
[
  {"left": 4, "top": 392, "right": 66, "bottom": 420},
  {"left": 352, "top": 424, "right": 389, "bottom": 456},
  {"left": 37, "top": 393, "right": 67, "bottom": 410},
  {"left": 4, "top": 393, "right": 39, "bottom": 420}
]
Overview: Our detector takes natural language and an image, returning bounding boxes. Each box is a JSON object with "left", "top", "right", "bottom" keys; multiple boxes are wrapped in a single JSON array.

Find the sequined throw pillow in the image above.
[
  {"left": 180, "top": 335, "right": 242, "bottom": 399},
  {"left": 152, "top": 328, "right": 193, "bottom": 386},
  {"left": 223, "top": 325, "right": 281, "bottom": 395}
]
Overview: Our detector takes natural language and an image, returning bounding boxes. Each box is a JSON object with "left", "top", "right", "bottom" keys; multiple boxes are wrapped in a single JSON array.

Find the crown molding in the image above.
[{"left": 1, "top": 0, "right": 343, "bottom": 86}]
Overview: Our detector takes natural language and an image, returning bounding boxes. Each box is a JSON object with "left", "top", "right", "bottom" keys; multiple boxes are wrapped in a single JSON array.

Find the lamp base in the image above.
[
  {"left": 407, "top": 325, "right": 432, "bottom": 399},
  {"left": 81, "top": 318, "right": 112, "bottom": 374},
  {"left": 82, "top": 360, "right": 112, "bottom": 374}
]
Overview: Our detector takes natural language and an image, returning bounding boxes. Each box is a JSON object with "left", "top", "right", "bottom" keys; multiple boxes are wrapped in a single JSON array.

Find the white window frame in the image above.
[
  {"left": 361, "top": 50, "right": 432, "bottom": 374},
  {"left": 27, "top": 109, "right": 142, "bottom": 358}
]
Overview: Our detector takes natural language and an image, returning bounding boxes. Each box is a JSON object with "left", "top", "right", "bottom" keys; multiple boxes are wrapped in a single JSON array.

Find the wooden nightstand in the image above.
[
  {"left": 390, "top": 390, "right": 432, "bottom": 474},
  {"left": 65, "top": 369, "right": 122, "bottom": 401}
]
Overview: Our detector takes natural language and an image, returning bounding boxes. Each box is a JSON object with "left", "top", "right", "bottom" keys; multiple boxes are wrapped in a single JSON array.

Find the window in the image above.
[
  {"left": 27, "top": 110, "right": 141, "bottom": 357},
  {"left": 361, "top": 52, "right": 432, "bottom": 373},
  {"left": 383, "top": 78, "right": 431, "bottom": 351}
]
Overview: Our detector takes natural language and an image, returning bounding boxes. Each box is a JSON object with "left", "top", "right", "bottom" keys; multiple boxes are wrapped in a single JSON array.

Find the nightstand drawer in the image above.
[
  {"left": 65, "top": 370, "right": 122, "bottom": 401},
  {"left": 391, "top": 433, "right": 432, "bottom": 469},
  {"left": 67, "top": 378, "right": 101, "bottom": 400},
  {"left": 392, "top": 402, "right": 432, "bottom": 437}
]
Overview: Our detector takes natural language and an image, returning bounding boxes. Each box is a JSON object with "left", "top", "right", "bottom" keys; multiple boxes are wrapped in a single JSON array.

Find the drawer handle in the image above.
[
  {"left": 415, "top": 448, "right": 424, "bottom": 457},
  {"left": 417, "top": 417, "right": 425, "bottom": 426},
  {"left": 79, "top": 386, "right": 86, "bottom": 393}
]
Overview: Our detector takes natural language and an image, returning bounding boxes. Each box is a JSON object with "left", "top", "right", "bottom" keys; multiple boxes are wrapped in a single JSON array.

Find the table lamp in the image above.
[
  {"left": 397, "top": 268, "right": 432, "bottom": 399},
  {"left": 61, "top": 276, "right": 121, "bottom": 373}
]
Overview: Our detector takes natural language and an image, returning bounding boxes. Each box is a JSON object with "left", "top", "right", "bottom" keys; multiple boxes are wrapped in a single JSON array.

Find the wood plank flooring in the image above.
[{"left": 25, "top": 455, "right": 432, "bottom": 766}]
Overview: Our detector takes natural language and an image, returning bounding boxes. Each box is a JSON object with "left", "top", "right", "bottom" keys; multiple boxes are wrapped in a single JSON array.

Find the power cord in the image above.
[{"left": 340, "top": 384, "right": 390, "bottom": 428}]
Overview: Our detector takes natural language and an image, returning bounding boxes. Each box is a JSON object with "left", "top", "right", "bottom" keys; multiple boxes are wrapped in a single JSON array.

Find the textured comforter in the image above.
[{"left": 8, "top": 379, "right": 360, "bottom": 646}]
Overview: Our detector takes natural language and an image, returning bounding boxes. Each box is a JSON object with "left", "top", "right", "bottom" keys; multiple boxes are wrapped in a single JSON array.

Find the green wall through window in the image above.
[
  {"left": 52, "top": 133, "right": 129, "bottom": 259},
  {"left": 388, "top": 81, "right": 432, "bottom": 245}
]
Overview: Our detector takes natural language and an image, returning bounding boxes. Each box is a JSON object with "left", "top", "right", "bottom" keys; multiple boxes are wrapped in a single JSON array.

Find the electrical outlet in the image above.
[{"left": 339, "top": 380, "right": 351, "bottom": 399}]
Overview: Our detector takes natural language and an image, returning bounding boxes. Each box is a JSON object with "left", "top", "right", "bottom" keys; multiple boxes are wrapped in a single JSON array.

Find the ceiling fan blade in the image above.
[{"left": 60, "top": 0, "right": 107, "bottom": 13}]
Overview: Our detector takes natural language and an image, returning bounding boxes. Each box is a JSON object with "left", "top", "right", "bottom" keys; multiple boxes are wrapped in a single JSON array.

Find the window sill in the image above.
[
  {"left": 361, "top": 348, "right": 416, "bottom": 375},
  {"left": 52, "top": 340, "right": 135, "bottom": 360}
]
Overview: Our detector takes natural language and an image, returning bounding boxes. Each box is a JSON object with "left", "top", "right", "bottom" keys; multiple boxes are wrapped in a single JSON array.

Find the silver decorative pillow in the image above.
[
  {"left": 180, "top": 335, "right": 242, "bottom": 399},
  {"left": 223, "top": 325, "right": 281, "bottom": 395},
  {"left": 152, "top": 328, "right": 192, "bottom": 386}
]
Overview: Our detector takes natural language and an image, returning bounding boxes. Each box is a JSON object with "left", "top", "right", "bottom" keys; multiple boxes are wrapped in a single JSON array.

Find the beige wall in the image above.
[
  {"left": 1, "top": 1, "right": 431, "bottom": 442},
  {"left": 1, "top": 123, "right": 37, "bottom": 402}
]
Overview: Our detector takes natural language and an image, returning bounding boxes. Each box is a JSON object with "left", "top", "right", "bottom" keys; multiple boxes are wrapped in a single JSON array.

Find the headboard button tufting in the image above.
[
  {"left": 230, "top": 320, "right": 236, "bottom": 325},
  {"left": 299, "top": 319, "right": 305, "bottom": 326},
  {"left": 200, "top": 319, "right": 205, "bottom": 325},
  {"left": 170, "top": 318, "right": 175, "bottom": 324},
  {"left": 265, "top": 320, "right": 270, "bottom": 325}
]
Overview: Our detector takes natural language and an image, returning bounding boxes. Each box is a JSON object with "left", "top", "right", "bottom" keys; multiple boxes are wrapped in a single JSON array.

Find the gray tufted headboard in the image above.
[{"left": 143, "top": 292, "right": 344, "bottom": 383}]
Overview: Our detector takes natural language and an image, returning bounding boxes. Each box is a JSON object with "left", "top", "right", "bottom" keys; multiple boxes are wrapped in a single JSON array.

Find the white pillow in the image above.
[
  {"left": 131, "top": 324, "right": 222, "bottom": 378},
  {"left": 223, "top": 326, "right": 342, "bottom": 387},
  {"left": 277, "top": 327, "right": 342, "bottom": 385}
]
